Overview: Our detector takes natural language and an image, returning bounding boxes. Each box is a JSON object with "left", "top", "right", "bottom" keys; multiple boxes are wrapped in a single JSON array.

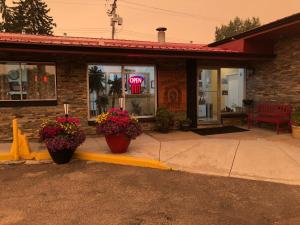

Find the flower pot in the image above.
[
  {"left": 48, "top": 149, "right": 75, "bottom": 164},
  {"left": 180, "top": 123, "right": 191, "bottom": 131},
  {"left": 292, "top": 125, "right": 300, "bottom": 139},
  {"left": 105, "top": 133, "right": 131, "bottom": 153}
]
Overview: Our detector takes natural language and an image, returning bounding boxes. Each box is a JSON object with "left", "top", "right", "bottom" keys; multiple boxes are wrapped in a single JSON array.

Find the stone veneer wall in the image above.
[
  {"left": 247, "top": 35, "right": 300, "bottom": 106},
  {"left": 0, "top": 60, "right": 90, "bottom": 140},
  {"left": 0, "top": 55, "right": 187, "bottom": 140}
]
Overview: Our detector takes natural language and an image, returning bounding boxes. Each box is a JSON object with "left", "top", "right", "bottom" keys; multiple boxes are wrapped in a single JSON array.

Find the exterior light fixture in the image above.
[
  {"left": 64, "top": 103, "right": 69, "bottom": 119},
  {"left": 246, "top": 68, "right": 255, "bottom": 77},
  {"left": 118, "top": 97, "right": 124, "bottom": 111}
]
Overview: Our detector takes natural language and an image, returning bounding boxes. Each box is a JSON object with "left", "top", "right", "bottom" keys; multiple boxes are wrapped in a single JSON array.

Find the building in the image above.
[{"left": 0, "top": 12, "right": 299, "bottom": 140}]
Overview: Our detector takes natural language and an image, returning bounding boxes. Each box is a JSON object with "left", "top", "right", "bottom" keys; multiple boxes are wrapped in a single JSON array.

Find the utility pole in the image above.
[{"left": 106, "top": 0, "right": 123, "bottom": 39}]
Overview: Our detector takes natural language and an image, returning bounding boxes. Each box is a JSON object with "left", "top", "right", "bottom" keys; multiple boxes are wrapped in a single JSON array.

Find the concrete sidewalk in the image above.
[
  {"left": 150, "top": 128, "right": 300, "bottom": 185},
  {"left": 2, "top": 127, "right": 300, "bottom": 185}
]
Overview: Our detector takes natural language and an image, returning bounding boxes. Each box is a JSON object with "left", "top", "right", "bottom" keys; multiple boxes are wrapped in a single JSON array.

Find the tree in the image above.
[
  {"left": 215, "top": 17, "right": 261, "bottom": 41},
  {"left": 0, "top": 0, "right": 7, "bottom": 18},
  {"left": 108, "top": 75, "right": 122, "bottom": 108},
  {"left": 0, "top": 0, "right": 14, "bottom": 32},
  {"left": 0, "top": 0, "right": 56, "bottom": 35},
  {"left": 88, "top": 66, "right": 108, "bottom": 113}
]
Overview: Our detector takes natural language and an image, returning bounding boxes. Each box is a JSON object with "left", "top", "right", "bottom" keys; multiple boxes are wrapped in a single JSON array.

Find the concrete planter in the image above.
[{"left": 292, "top": 125, "right": 300, "bottom": 139}]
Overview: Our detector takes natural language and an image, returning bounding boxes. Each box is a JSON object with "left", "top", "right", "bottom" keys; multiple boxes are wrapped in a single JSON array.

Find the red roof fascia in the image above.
[
  {"left": 209, "top": 12, "right": 300, "bottom": 47},
  {"left": 0, "top": 32, "right": 240, "bottom": 54}
]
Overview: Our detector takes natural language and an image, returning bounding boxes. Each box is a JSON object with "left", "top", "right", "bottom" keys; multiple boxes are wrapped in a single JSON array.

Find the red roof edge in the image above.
[{"left": 208, "top": 12, "right": 300, "bottom": 47}]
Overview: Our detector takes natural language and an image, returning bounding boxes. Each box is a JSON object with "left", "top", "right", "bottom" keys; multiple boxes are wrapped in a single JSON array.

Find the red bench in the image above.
[{"left": 248, "top": 103, "right": 292, "bottom": 134}]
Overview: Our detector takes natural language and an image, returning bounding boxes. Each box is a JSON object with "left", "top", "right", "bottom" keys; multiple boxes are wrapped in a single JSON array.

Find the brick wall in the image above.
[
  {"left": 247, "top": 35, "right": 300, "bottom": 106},
  {"left": 0, "top": 54, "right": 187, "bottom": 140},
  {"left": 0, "top": 59, "right": 91, "bottom": 140}
]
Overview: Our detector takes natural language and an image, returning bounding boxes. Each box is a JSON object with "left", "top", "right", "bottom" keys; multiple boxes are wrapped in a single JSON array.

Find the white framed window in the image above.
[
  {"left": 220, "top": 68, "right": 246, "bottom": 112},
  {"left": 0, "top": 62, "right": 56, "bottom": 101},
  {"left": 87, "top": 64, "right": 156, "bottom": 118}
]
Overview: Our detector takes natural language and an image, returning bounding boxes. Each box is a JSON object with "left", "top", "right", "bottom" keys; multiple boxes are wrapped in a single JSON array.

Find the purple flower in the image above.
[
  {"left": 39, "top": 118, "right": 86, "bottom": 152},
  {"left": 96, "top": 109, "right": 142, "bottom": 139}
]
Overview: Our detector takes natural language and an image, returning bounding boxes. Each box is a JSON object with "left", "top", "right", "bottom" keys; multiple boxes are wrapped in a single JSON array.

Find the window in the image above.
[
  {"left": 221, "top": 68, "right": 245, "bottom": 113},
  {"left": 0, "top": 62, "right": 56, "bottom": 101},
  {"left": 88, "top": 64, "right": 156, "bottom": 118}
]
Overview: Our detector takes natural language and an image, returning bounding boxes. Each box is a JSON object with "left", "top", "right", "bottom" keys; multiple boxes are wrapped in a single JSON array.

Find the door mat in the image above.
[{"left": 192, "top": 126, "right": 249, "bottom": 136}]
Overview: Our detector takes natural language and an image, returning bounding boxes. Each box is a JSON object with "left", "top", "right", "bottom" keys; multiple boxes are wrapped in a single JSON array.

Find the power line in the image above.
[
  {"left": 49, "top": 0, "right": 223, "bottom": 23},
  {"left": 55, "top": 27, "right": 110, "bottom": 30},
  {"left": 119, "top": 0, "right": 223, "bottom": 22}
]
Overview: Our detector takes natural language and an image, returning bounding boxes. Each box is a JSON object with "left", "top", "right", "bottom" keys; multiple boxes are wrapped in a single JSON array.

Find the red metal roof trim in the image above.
[
  {"left": 209, "top": 12, "right": 300, "bottom": 47},
  {"left": 0, "top": 32, "right": 241, "bottom": 53}
]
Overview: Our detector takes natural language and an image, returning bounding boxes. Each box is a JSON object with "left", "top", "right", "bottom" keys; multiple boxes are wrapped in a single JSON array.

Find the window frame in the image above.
[
  {"left": 86, "top": 63, "right": 157, "bottom": 120},
  {"left": 0, "top": 61, "right": 57, "bottom": 103}
]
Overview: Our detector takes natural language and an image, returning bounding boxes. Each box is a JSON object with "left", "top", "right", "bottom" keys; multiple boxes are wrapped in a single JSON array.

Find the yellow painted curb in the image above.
[
  {"left": 30, "top": 151, "right": 51, "bottom": 160},
  {"left": 74, "top": 150, "right": 171, "bottom": 170},
  {"left": 0, "top": 153, "right": 15, "bottom": 161},
  {"left": 2, "top": 119, "right": 171, "bottom": 170},
  {"left": 28, "top": 150, "right": 171, "bottom": 170}
]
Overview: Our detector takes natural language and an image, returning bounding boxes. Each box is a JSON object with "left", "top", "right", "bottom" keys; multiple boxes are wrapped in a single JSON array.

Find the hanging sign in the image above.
[{"left": 128, "top": 75, "right": 144, "bottom": 94}]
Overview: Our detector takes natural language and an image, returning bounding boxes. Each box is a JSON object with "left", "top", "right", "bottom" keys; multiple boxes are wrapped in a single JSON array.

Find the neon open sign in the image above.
[
  {"left": 128, "top": 75, "right": 144, "bottom": 94},
  {"left": 128, "top": 75, "right": 144, "bottom": 85}
]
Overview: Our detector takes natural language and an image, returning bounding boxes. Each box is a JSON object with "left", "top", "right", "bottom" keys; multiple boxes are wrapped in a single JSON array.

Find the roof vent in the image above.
[{"left": 156, "top": 27, "right": 167, "bottom": 43}]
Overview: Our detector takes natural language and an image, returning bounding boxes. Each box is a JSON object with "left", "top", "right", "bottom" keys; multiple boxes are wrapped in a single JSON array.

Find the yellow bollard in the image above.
[
  {"left": 18, "top": 129, "right": 34, "bottom": 160},
  {"left": 9, "top": 119, "right": 20, "bottom": 160}
]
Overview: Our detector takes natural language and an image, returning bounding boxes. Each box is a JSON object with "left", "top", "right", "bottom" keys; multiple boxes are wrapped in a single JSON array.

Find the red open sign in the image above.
[
  {"left": 128, "top": 75, "right": 144, "bottom": 94},
  {"left": 128, "top": 75, "right": 144, "bottom": 85}
]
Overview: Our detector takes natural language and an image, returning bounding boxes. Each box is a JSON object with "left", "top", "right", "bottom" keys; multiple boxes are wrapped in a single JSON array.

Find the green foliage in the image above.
[
  {"left": 215, "top": 17, "right": 261, "bottom": 41},
  {"left": 108, "top": 75, "right": 122, "bottom": 108},
  {"left": 180, "top": 118, "right": 191, "bottom": 125},
  {"left": 155, "top": 107, "right": 173, "bottom": 133},
  {"left": 179, "top": 118, "right": 192, "bottom": 131},
  {"left": 0, "top": 0, "right": 56, "bottom": 35},
  {"left": 292, "top": 107, "right": 300, "bottom": 126},
  {"left": 131, "top": 100, "right": 142, "bottom": 116},
  {"left": 95, "top": 95, "right": 109, "bottom": 113},
  {"left": 89, "top": 66, "right": 105, "bottom": 94},
  {"left": 89, "top": 66, "right": 107, "bottom": 113},
  {"left": 242, "top": 99, "right": 254, "bottom": 106}
]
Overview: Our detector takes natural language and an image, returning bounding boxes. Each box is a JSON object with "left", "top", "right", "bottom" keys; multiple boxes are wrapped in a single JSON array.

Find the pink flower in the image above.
[
  {"left": 96, "top": 108, "right": 142, "bottom": 139},
  {"left": 56, "top": 117, "right": 80, "bottom": 126}
]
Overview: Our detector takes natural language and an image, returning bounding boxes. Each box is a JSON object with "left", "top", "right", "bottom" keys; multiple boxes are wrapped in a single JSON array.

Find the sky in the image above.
[{"left": 7, "top": 0, "right": 300, "bottom": 44}]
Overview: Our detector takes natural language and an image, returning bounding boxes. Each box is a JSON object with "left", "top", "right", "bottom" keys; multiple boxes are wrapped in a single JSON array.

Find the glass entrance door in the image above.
[{"left": 197, "top": 69, "right": 220, "bottom": 123}]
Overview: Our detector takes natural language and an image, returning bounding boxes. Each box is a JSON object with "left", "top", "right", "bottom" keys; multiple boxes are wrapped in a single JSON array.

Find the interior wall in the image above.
[{"left": 221, "top": 68, "right": 245, "bottom": 111}]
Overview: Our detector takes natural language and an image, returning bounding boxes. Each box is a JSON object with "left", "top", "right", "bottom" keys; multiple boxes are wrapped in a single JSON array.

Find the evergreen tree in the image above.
[
  {"left": 0, "top": 0, "right": 14, "bottom": 32},
  {"left": 215, "top": 17, "right": 261, "bottom": 41},
  {"left": 0, "top": 0, "right": 56, "bottom": 35}
]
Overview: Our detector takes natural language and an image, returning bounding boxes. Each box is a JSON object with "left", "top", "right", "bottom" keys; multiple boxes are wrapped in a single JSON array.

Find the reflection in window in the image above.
[
  {"left": 221, "top": 68, "right": 245, "bottom": 113},
  {"left": 88, "top": 65, "right": 156, "bottom": 118},
  {"left": 124, "top": 66, "right": 155, "bottom": 117},
  {"left": 0, "top": 62, "right": 56, "bottom": 101},
  {"left": 88, "top": 65, "right": 122, "bottom": 117}
]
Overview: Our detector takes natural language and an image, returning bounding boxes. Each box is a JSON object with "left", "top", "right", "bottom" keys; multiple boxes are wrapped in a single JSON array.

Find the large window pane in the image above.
[
  {"left": 197, "top": 69, "right": 219, "bottom": 122},
  {"left": 124, "top": 66, "right": 155, "bottom": 117},
  {"left": 221, "top": 68, "right": 245, "bottom": 112},
  {"left": 88, "top": 65, "right": 122, "bottom": 117},
  {"left": 22, "top": 64, "right": 56, "bottom": 100},
  {"left": 0, "top": 62, "right": 56, "bottom": 101},
  {"left": 0, "top": 63, "right": 21, "bottom": 100},
  {"left": 88, "top": 64, "right": 156, "bottom": 118}
]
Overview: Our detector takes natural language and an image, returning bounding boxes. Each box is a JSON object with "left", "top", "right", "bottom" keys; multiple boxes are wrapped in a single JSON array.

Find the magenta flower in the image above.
[
  {"left": 39, "top": 117, "right": 86, "bottom": 152},
  {"left": 96, "top": 108, "right": 142, "bottom": 139}
]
